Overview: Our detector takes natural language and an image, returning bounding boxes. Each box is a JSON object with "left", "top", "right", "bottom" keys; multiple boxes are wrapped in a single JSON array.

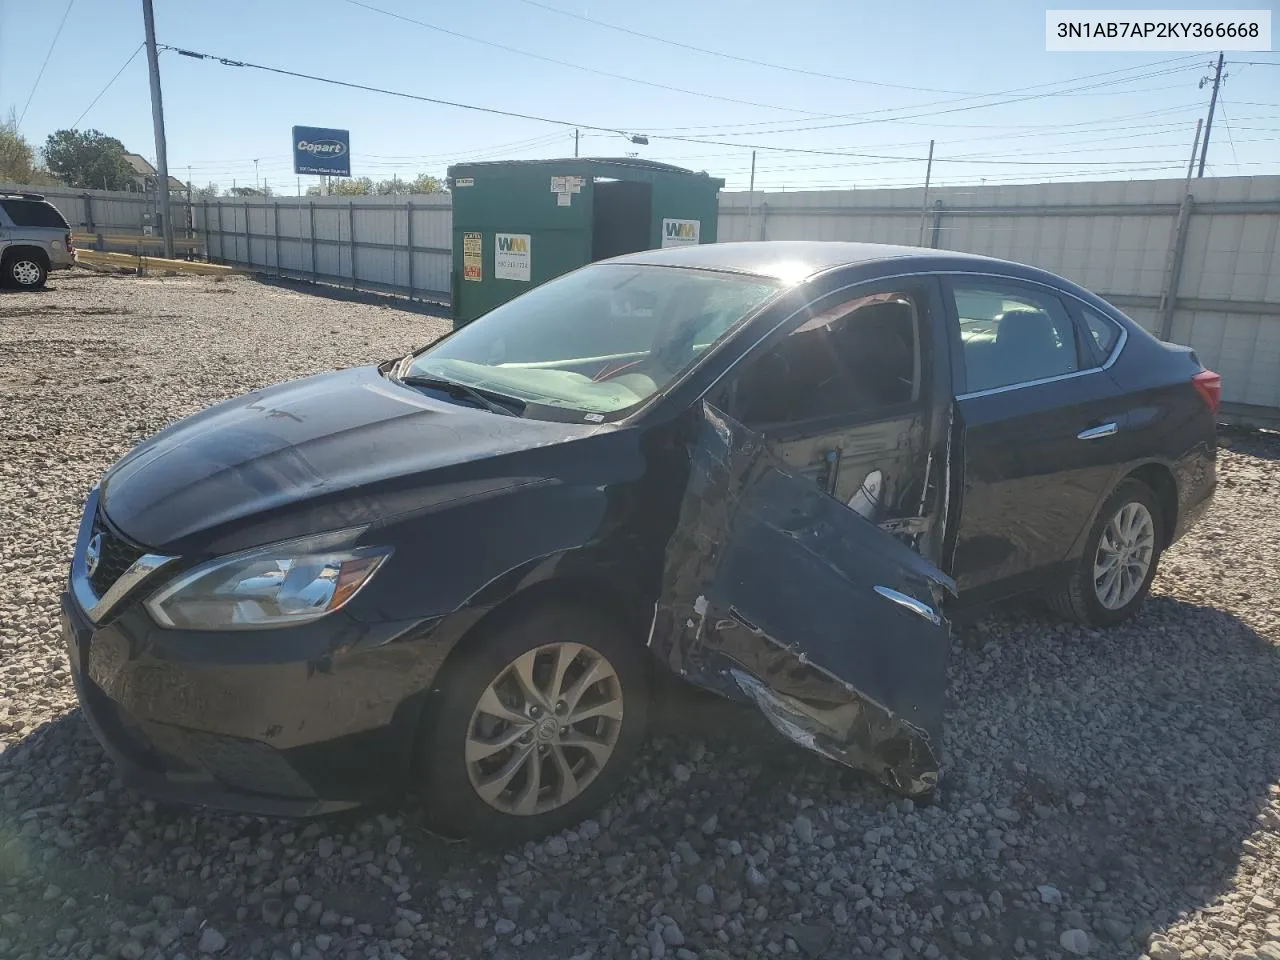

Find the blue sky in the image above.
[{"left": 1, "top": 0, "right": 1277, "bottom": 193}]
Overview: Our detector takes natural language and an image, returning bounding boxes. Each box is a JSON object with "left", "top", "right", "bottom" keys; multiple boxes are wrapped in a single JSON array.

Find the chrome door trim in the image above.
[
  {"left": 1076, "top": 421, "right": 1119, "bottom": 440},
  {"left": 873, "top": 585, "right": 942, "bottom": 626}
]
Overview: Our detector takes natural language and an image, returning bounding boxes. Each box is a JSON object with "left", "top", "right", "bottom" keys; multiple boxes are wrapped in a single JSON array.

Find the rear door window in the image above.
[
  {"left": 1, "top": 200, "right": 69, "bottom": 229},
  {"left": 949, "top": 282, "right": 1081, "bottom": 394}
]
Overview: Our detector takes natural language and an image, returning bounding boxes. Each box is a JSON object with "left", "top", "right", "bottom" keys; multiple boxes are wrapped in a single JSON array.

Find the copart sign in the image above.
[{"left": 293, "top": 126, "right": 351, "bottom": 177}]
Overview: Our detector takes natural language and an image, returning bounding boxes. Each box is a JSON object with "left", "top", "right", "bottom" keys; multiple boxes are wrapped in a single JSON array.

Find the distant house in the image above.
[{"left": 121, "top": 152, "right": 186, "bottom": 194}]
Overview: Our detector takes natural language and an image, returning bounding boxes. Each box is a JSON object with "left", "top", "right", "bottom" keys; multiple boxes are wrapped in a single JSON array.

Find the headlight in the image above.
[{"left": 145, "top": 528, "right": 391, "bottom": 631}]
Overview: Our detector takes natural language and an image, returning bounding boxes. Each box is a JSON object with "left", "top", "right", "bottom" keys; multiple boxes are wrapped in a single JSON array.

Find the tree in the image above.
[
  {"left": 409, "top": 173, "right": 446, "bottom": 194},
  {"left": 304, "top": 177, "right": 373, "bottom": 196},
  {"left": 43, "top": 129, "right": 135, "bottom": 190},
  {"left": 304, "top": 174, "right": 446, "bottom": 197},
  {"left": 192, "top": 182, "right": 220, "bottom": 202},
  {"left": 0, "top": 110, "right": 59, "bottom": 185},
  {"left": 374, "top": 176, "right": 408, "bottom": 195},
  {"left": 226, "top": 185, "right": 273, "bottom": 198}
]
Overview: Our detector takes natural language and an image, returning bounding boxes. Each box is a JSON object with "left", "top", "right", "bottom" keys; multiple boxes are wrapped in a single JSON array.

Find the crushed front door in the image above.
[{"left": 651, "top": 402, "right": 956, "bottom": 796}]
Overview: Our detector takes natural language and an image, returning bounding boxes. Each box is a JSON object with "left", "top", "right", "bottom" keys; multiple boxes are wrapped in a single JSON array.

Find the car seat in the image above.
[{"left": 989, "top": 308, "right": 1075, "bottom": 385}]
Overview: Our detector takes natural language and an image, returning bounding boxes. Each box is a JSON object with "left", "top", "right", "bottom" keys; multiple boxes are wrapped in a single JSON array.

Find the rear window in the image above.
[{"left": 1, "top": 199, "right": 69, "bottom": 229}]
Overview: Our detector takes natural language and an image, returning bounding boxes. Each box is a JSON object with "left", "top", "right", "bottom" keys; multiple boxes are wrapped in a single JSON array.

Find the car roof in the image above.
[{"left": 609, "top": 240, "right": 1028, "bottom": 281}]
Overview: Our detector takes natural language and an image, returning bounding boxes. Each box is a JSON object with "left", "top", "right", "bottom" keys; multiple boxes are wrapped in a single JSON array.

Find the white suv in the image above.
[{"left": 0, "top": 193, "right": 74, "bottom": 289}]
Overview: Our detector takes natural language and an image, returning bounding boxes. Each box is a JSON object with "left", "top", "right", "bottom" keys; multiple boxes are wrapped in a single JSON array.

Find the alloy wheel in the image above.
[
  {"left": 1093, "top": 501, "right": 1155, "bottom": 609},
  {"left": 11, "top": 260, "right": 42, "bottom": 286},
  {"left": 465, "top": 642, "right": 623, "bottom": 816}
]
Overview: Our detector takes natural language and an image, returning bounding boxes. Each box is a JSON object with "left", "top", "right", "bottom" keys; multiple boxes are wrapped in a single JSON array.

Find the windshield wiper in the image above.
[{"left": 399, "top": 374, "right": 523, "bottom": 417}]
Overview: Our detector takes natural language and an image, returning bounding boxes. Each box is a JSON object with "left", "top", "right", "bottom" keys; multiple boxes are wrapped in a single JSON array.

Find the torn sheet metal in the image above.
[{"left": 651, "top": 401, "right": 955, "bottom": 796}]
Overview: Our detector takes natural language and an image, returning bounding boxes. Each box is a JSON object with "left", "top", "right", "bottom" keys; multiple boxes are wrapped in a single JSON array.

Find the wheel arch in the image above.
[
  {"left": 3, "top": 244, "right": 51, "bottom": 269},
  {"left": 390, "top": 552, "right": 654, "bottom": 792},
  {"left": 1123, "top": 461, "right": 1179, "bottom": 548}
]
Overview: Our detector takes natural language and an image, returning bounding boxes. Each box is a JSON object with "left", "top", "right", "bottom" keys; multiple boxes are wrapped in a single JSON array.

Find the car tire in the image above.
[
  {"left": 1047, "top": 478, "right": 1164, "bottom": 627},
  {"left": 4, "top": 253, "right": 49, "bottom": 290},
  {"left": 417, "top": 604, "right": 649, "bottom": 845}
]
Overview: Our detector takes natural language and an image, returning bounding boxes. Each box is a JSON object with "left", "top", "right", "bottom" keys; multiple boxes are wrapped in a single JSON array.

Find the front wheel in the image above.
[
  {"left": 417, "top": 605, "right": 648, "bottom": 844},
  {"left": 1048, "top": 479, "right": 1163, "bottom": 627},
  {"left": 4, "top": 254, "right": 48, "bottom": 289}
]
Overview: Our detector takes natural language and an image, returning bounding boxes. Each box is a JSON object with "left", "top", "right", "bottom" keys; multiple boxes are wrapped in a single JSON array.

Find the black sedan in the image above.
[{"left": 62, "top": 241, "right": 1218, "bottom": 842}]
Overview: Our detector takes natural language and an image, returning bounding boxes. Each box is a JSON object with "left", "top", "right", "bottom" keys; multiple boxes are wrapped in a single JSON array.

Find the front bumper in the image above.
[
  {"left": 63, "top": 593, "right": 443, "bottom": 816},
  {"left": 62, "top": 492, "right": 447, "bottom": 816}
]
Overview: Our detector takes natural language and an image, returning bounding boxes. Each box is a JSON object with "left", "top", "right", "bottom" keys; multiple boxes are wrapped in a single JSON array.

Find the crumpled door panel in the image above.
[{"left": 650, "top": 403, "right": 955, "bottom": 796}]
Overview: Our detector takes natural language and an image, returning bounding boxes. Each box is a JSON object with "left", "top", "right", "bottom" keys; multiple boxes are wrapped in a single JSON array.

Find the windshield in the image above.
[{"left": 404, "top": 264, "right": 781, "bottom": 420}]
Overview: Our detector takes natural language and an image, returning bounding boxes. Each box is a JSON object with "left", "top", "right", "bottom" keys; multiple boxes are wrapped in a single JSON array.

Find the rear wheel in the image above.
[
  {"left": 418, "top": 605, "right": 648, "bottom": 844},
  {"left": 1048, "top": 479, "right": 1163, "bottom": 627},
  {"left": 4, "top": 253, "right": 48, "bottom": 289}
]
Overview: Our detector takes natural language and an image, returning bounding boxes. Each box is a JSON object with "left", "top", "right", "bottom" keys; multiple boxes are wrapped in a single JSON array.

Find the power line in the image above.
[
  {"left": 339, "top": 0, "right": 828, "bottom": 117},
  {"left": 1217, "top": 100, "right": 1242, "bottom": 173},
  {"left": 646, "top": 65, "right": 1201, "bottom": 140},
  {"left": 70, "top": 42, "right": 146, "bottom": 130},
  {"left": 510, "top": 0, "right": 977, "bottom": 96},
  {"left": 168, "top": 45, "right": 1218, "bottom": 168},
  {"left": 19, "top": 0, "right": 75, "bottom": 127},
  {"left": 632, "top": 57, "right": 1202, "bottom": 135}
]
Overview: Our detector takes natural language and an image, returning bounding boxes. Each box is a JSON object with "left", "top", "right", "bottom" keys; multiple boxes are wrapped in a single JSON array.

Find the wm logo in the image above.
[
  {"left": 664, "top": 222, "right": 697, "bottom": 240},
  {"left": 498, "top": 236, "right": 528, "bottom": 253}
]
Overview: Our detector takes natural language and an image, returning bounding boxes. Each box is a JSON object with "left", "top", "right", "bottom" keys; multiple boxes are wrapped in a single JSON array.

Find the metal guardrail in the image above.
[
  {"left": 75, "top": 249, "right": 234, "bottom": 276},
  {"left": 72, "top": 232, "right": 205, "bottom": 257}
]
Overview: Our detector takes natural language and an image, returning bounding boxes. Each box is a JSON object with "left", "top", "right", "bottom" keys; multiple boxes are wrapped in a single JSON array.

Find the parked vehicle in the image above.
[
  {"left": 0, "top": 193, "right": 74, "bottom": 289},
  {"left": 62, "top": 241, "right": 1218, "bottom": 841}
]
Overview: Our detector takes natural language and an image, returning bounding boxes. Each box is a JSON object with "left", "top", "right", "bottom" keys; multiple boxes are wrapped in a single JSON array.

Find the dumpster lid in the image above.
[{"left": 448, "top": 156, "right": 723, "bottom": 186}]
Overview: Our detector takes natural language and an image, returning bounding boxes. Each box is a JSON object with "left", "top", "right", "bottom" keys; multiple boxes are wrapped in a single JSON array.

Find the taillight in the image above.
[
  {"left": 1192, "top": 369, "right": 1221, "bottom": 415},
  {"left": 64, "top": 233, "right": 73, "bottom": 253}
]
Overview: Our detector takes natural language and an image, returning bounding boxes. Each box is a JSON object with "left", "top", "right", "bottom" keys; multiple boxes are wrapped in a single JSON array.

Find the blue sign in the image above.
[{"left": 292, "top": 126, "right": 351, "bottom": 177}]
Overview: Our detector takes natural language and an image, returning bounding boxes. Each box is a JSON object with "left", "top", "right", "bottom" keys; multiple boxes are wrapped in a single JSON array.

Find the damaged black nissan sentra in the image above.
[{"left": 63, "top": 241, "right": 1219, "bottom": 841}]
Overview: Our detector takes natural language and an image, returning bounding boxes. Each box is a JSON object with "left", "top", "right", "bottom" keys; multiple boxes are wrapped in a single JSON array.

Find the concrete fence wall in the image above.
[{"left": 197, "top": 194, "right": 454, "bottom": 301}]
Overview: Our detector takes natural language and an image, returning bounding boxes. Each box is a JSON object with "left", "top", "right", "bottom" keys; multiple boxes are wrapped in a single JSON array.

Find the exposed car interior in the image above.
[{"left": 735, "top": 294, "right": 920, "bottom": 426}]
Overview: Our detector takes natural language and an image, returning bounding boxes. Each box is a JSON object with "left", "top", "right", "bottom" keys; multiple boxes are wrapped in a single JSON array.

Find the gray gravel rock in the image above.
[
  {"left": 197, "top": 926, "right": 227, "bottom": 953},
  {"left": 1060, "top": 928, "right": 1091, "bottom": 955}
]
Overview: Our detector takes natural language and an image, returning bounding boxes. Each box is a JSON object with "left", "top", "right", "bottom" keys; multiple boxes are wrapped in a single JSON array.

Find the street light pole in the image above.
[{"left": 141, "top": 0, "right": 174, "bottom": 259}]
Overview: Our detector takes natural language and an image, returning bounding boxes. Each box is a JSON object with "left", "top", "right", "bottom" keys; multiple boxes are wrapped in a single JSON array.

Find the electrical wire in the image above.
[
  {"left": 70, "top": 43, "right": 147, "bottom": 130},
  {"left": 630, "top": 58, "right": 1203, "bottom": 135},
  {"left": 509, "top": 0, "right": 979, "bottom": 96},
  {"left": 1216, "top": 100, "right": 1242, "bottom": 173},
  {"left": 646, "top": 65, "right": 1202, "bottom": 140},
  {"left": 19, "top": 0, "right": 76, "bottom": 127},
  {"left": 339, "top": 0, "right": 830, "bottom": 117},
  {"left": 164, "top": 45, "right": 1222, "bottom": 168}
]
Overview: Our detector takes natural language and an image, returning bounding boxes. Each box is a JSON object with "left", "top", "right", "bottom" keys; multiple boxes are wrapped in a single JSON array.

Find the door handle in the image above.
[
  {"left": 1077, "top": 422, "right": 1118, "bottom": 440},
  {"left": 873, "top": 585, "right": 942, "bottom": 626}
]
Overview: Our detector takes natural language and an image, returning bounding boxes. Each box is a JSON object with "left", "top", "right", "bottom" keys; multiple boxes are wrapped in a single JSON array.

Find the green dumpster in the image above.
[{"left": 447, "top": 157, "right": 724, "bottom": 327}]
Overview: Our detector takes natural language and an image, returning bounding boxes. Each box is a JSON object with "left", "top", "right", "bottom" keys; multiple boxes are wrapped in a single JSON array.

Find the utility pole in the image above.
[
  {"left": 1196, "top": 52, "right": 1226, "bottom": 178},
  {"left": 254, "top": 159, "right": 260, "bottom": 191},
  {"left": 574, "top": 129, "right": 580, "bottom": 158},
  {"left": 746, "top": 150, "right": 757, "bottom": 240},
  {"left": 1185, "top": 118, "right": 1204, "bottom": 179},
  {"left": 918, "top": 139, "right": 935, "bottom": 247},
  {"left": 141, "top": 0, "right": 174, "bottom": 259}
]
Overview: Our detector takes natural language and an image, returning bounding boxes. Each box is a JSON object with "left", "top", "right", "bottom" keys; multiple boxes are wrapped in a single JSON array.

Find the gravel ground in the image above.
[{"left": 3, "top": 270, "right": 1280, "bottom": 960}]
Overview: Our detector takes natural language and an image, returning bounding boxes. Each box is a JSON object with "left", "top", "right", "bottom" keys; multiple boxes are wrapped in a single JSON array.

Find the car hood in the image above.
[{"left": 101, "top": 365, "right": 601, "bottom": 554}]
